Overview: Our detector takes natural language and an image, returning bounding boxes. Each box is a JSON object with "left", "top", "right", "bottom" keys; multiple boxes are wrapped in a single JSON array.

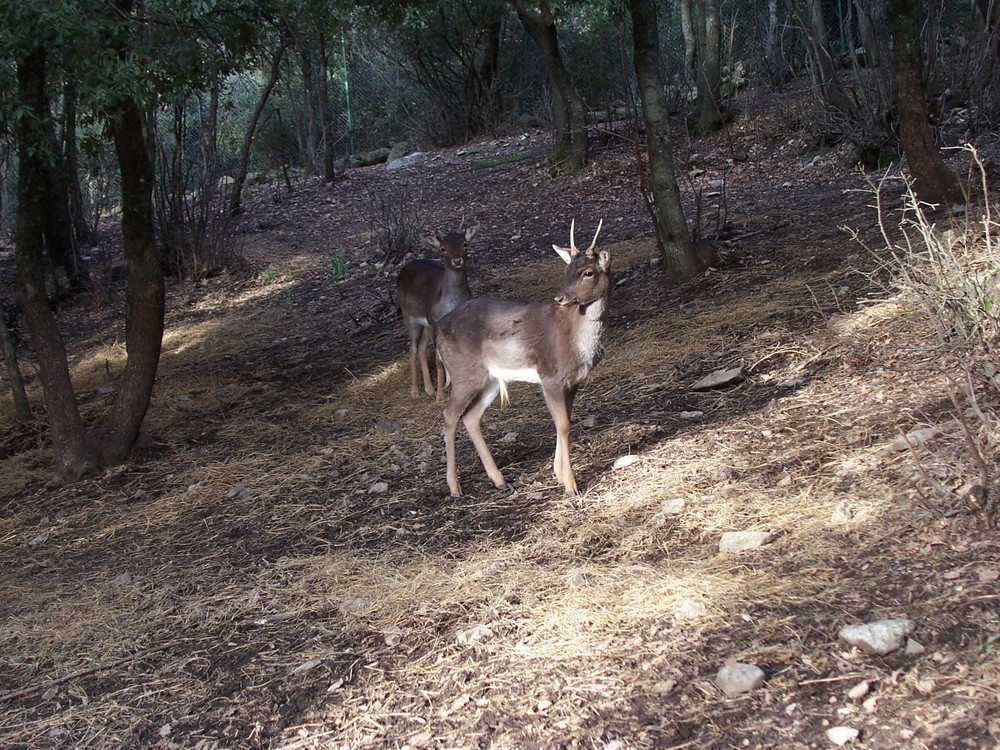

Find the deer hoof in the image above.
[{"left": 564, "top": 487, "right": 580, "bottom": 497}]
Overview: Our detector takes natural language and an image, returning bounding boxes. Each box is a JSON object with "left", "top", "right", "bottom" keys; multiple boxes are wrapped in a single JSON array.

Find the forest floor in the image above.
[{"left": 1, "top": 84, "right": 999, "bottom": 749}]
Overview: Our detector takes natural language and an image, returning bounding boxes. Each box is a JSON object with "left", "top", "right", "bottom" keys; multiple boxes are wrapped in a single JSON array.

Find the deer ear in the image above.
[
  {"left": 553, "top": 245, "right": 574, "bottom": 264},
  {"left": 464, "top": 223, "right": 479, "bottom": 241},
  {"left": 598, "top": 250, "right": 611, "bottom": 271},
  {"left": 427, "top": 233, "right": 442, "bottom": 249}
]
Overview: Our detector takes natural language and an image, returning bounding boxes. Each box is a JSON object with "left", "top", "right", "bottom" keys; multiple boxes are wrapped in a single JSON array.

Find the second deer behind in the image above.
[{"left": 396, "top": 224, "right": 478, "bottom": 400}]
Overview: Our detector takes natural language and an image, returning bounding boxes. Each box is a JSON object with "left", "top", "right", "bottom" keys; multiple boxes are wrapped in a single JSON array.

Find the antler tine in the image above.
[
  {"left": 586, "top": 219, "right": 604, "bottom": 254},
  {"left": 569, "top": 219, "right": 577, "bottom": 251}
]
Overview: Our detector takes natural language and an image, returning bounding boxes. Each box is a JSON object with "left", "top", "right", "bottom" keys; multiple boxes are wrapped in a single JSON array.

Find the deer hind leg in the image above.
[
  {"left": 435, "top": 354, "right": 447, "bottom": 402},
  {"left": 542, "top": 383, "right": 578, "bottom": 495},
  {"left": 462, "top": 377, "right": 508, "bottom": 491},
  {"left": 444, "top": 373, "right": 498, "bottom": 497},
  {"left": 404, "top": 318, "right": 430, "bottom": 398},
  {"left": 416, "top": 326, "right": 435, "bottom": 396}
]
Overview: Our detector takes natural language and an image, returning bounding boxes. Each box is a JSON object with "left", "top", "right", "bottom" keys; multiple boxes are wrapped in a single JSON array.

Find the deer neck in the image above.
[{"left": 566, "top": 295, "right": 607, "bottom": 368}]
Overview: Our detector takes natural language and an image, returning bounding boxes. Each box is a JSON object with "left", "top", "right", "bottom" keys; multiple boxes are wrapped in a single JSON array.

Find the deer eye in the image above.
[{"left": 583, "top": 270, "right": 594, "bottom": 278}]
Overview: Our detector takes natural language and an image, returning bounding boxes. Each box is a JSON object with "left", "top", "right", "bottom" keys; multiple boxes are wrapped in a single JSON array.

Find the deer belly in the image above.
[{"left": 488, "top": 366, "right": 541, "bottom": 384}]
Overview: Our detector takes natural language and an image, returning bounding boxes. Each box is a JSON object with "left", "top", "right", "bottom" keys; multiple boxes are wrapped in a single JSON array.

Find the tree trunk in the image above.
[
  {"left": 888, "top": 0, "right": 966, "bottom": 206},
  {"left": 318, "top": 31, "right": 337, "bottom": 182},
  {"left": 1, "top": 304, "right": 32, "bottom": 423},
  {"left": 680, "top": 0, "right": 697, "bottom": 77},
  {"left": 15, "top": 45, "right": 92, "bottom": 478},
  {"left": 300, "top": 44, "right": 318, "bottom": 173},
  {"left": 766, "top": 0, "right": 794, "bottom": 84},
  {"left": 42, "top": 103, "right": 90, "bottom": 294},
  {"left": 976, "top": 0, "right": 1000, "bottom": 58},
  {"left": 511, "top": 0, "right": 587, "bottom": 172},
  {"left": 229, "top": 36, "right": 288, "bottom": 215},
  {"left": 629, "top": 0, "right": 710, "bottom": 282},
  {"left": 803, "top": 0, "right": 856, "bottom": 117},
  {"left": 855, "top": 0, "right": 894, "bottom": 109},
  {"left": 478, "top": 14, "right": 504, "bottom": 131},
  {"left": 97, "top": 93, "right": 166, "bottom": 465},
  {"left": 692, "top": 0, "right": 723, "bottom": 134},
  {"left": 62, "top": 82, "right": 97, "bottom": 248}
]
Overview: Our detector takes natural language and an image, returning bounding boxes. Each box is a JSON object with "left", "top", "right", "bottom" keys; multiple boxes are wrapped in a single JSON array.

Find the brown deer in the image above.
[
  {"left": 396, "top": 224, "right": 478, "bottom": 399},
  {"left": 435, "top": 220, "right": 609, "bottom": 497}
]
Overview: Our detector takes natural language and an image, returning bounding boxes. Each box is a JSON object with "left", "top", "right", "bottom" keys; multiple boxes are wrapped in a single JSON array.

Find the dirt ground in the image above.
[{"left": 1, "top": 84, "right": 999, "bottom": 749}]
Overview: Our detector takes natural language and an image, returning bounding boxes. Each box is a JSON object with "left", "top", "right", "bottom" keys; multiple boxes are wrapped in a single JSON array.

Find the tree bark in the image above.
[
  {"left": 98, "top": 93, "right": 165, "bottom": 465},
  {"left": 511, "top": 0, "right": 587, "bottom": 172},
  {"left": 888, "top": 0, "right": 966, "bottom": 205},
  {"left": 855, "top": 0, "right": 894, "bottom": 109},
  {"left": 63, "top": 82, "right": 97, "bottom": 248},
  {"left": 1, "top": 304, "right": 32, "bottom": 423},
  {"left": 299, "top": 43, "right": 318, "bottom": 173},
  {"left": 765, "top": 0, "right": 794, "bottom": 85},
  {"left": 629, "top": 0, "right": 709, "bottom": 282},
  {"left": 803, "top": 0, "right": 856, "bottom": 118},
  {"left": 318, "top": 30, "right": 337, "bottom": 182},
  {"left": 15, "top": 45, "right": 92, "bottom": 477},
  {"left": 229, "top": 36, "right": 288, "bottom": 215},
  {"left": 680, "top": 0, "right": 697, "bottom": 77},
  {"left": 691, "top": 0, "right": 723, "bottom": 134}
]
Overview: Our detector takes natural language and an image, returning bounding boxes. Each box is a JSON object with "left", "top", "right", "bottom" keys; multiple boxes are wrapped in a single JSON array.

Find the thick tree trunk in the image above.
[
  {"left": 629, "top": 0, "right": 709, "bottom": 282},
  {"left": 976, "top": 0, "right": 1000, "bottom": 58},
  {"left": 97, "top": 94, "right": 165, "bottom": 465},
  {"left": 889, "top": 0, "right": 966, "bottom": 205},
  {"left": 229, "top": 37, "right": 288, "bottom": 215},
  {"left": 15, "top": 46, "right": 92, "bottom": 478},
  {"left": 692, "top": 0, "right": 723, "bottom": 134},
  {"left": 512, "top": 0, "right": 587, "bottom": 172}
]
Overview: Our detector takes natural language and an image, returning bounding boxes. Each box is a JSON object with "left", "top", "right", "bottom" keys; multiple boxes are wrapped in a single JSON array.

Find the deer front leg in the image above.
[{"left": 542, "top": 383, "right": 578, "bottom": 495}]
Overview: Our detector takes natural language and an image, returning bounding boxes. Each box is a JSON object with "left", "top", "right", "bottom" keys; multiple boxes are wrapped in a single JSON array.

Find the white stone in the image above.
[
  {"left": 660, "top": 498, "right": 686, "bottom": 515},
  {"left": 838, "top": 618, "right": 915, "bottom": 655},
  {"left": 715, "top": 662, "right": 765, "bottom": 697},
  {"left": 826, "top": 726, "right": 859, "bottom": 746},
  {"left": 613, "top": 454, "right": 640, "bottom": 470},
  {"left": 847, "top": 680, "right": 870, "bottom": 700},
  {"left": 719, "top": 531, "right": 774, "bottom": 553}
]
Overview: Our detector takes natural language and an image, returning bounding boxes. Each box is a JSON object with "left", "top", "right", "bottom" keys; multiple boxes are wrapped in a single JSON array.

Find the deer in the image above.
[
  {"left": 396, "top": 224, "right": 479, "bottom": 400},
  {"left": 435, "top": 220, "right": 609, "bottom": 497}
]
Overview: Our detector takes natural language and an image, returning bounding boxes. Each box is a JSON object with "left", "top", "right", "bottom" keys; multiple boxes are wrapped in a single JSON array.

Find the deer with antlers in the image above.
[{"left": 435, "top": 220, "right": 610, "bottom": 497}]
